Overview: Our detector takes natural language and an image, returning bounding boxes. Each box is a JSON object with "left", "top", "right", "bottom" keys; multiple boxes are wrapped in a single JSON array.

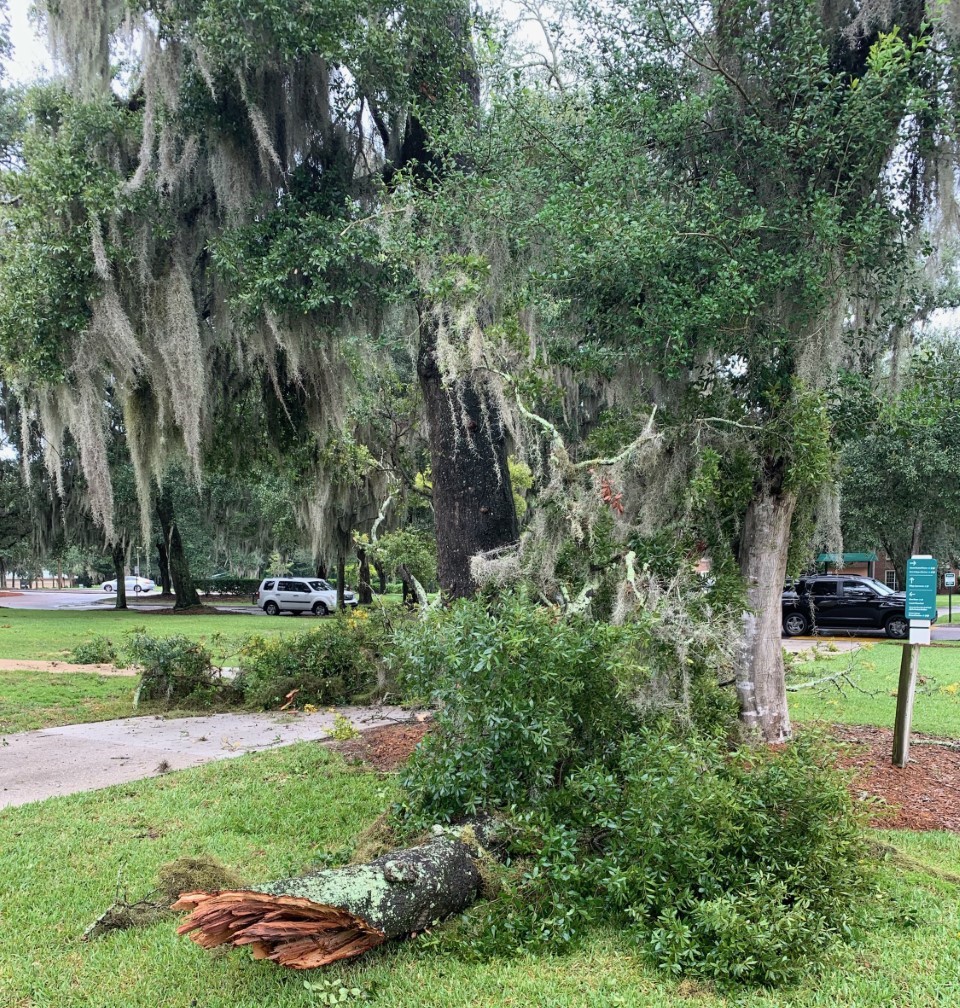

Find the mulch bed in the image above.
[
  {"left": 325, "top": 719, "right": 960, "bottom": 832},
  {"left": 834, "top": 724, "right": 960, "bottom": 833},
  {"left": 327, "top": 720, "right": 432, "bottom": 772}
]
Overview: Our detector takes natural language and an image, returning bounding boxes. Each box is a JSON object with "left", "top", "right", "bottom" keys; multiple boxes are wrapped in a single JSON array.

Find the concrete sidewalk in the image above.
[{"left": 0, "top": 705, "right": 414, "bottom": 810}]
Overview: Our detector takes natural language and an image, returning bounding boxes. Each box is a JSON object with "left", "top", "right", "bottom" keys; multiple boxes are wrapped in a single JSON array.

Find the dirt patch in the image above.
[
  {"left": 328, "top": 719, "right": 432, "bottom": 772},
  {"left": 0, "top": 658, "right": 136, "bottom": 677},
  {"left": 834, "top": 724, "right": 960, "bottom": 833}
]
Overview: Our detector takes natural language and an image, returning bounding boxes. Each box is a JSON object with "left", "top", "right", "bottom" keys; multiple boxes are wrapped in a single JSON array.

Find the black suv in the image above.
[{"left": 781, "top": 575, "right": 919, "bottom": 639}]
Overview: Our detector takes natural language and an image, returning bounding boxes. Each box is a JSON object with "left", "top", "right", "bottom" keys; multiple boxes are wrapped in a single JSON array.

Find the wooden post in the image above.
[{"left": 892, "top": 642, "right": 920, "bottom": 768}]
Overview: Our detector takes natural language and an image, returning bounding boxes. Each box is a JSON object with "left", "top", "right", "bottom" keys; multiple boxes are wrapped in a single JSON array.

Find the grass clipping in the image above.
[{"left": 83, "top": 856, "right": 245, "bottom": 942}]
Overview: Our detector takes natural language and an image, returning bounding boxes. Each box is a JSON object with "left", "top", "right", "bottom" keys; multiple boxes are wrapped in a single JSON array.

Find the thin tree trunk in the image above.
[
  {"left": 112, "top": 541, "right": 128, "bottom": 611},
  {"left": 174, "top": 831, "right": 482, "bottom": 970},
  {"left": 910, "top": 518, "right": 923, "bottom": 558},
  {"left": 336, "top": 552, "right": 346, "bottom": 611},
  {"left": 156, "top": 486, "right": 201, "bottom": 610},
  {"left": 373, "top": 558, "right": 387, "bottom": 594},
  {"left": 357, "top": 547, "right": 373, "bottom": 605},
  {"left": 417, "top": 317, "right": 518, "bottom": 599},
  {"left": 156, "top": 539, "right": 172, "bottom": 595},
  {"left": 316, "top": 559, "right": 328, "bottom": 579},
  {"left": 737, "top": 477, "right": 797, "bottom": 743},
  {"left": 0, "top": 558, "right": 6, "bottom": 588}
]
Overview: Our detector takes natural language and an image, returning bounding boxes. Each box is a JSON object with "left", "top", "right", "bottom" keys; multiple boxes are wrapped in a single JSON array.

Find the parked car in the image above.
[
  {"left": 101, "top": 576, "right": 157, "bottom": 593},
  {"left": 254, "top": 578, "right": 357, "bottom": 616},
  {"left": 782, "top": 574, "right": 921, "bottom": 639}
]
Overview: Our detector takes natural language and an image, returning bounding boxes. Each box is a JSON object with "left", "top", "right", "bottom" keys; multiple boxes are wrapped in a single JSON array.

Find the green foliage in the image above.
[
  {"left": 447, "top": 730, "right": 871, "bottom": 987},
  {"left": 237, "top": 610, "right": 391, "bottom": 709},
  {"left": 370, "top": 529, "right": 437, "bottom": 589},
  {"left": 396, "top": 594, "right": 679, "bottom": 826},
  {"left": 396, "top": 595, "right": 870, "bottom": 986},
  {"left": 70, "top": 635, "right": 118, "bottom": 664},
  {"left": 127, "top": 633, "right": 233, "bottom": 708},
  {"left": 192, "top": 577, "right": 260, "bottom": 596}
]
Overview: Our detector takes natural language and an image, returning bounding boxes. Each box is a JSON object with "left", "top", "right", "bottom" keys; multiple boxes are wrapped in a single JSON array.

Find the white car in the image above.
[
  {"left": 101, "top": 576, "right": 157, "bottom": 593},
  {"left": 254, "top": 578, "right": 357, "bottom": 616}
]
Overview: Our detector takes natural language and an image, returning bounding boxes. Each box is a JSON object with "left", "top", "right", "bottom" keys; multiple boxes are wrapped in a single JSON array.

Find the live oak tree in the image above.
[
  {"left": 437, "top": 1, "right": 960, "bottom": 742},
  {"left": 0, "top": 1, "right": 517, "bottom": 598}
]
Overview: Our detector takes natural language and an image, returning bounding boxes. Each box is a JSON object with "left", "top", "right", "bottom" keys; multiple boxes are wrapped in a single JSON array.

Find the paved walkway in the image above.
[{"left": 0, "top": 705, "right": 414, "bottom": 810}]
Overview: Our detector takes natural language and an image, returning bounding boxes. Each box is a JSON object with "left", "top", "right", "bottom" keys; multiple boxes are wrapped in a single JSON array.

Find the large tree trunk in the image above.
[
  {"left": 315, "top": 559, "right": 328, "bottom": 579},
  {"left": 156, "top": 486, "right": 200, "bottom": 610},
  {"left": 174, "top": 832, "right": 481, "bottom": 969},
  {"left": 357, "top": 546, "right": 373, "bottom": 605},
  {"left": 417, "top": 319, "right": 518, "bottom": 599},
  {"left": 112, "top": 541, "right": 128, "bottom": 611},
  {"left": 737, "top": 477, "right": 797, "bottom": 743}
]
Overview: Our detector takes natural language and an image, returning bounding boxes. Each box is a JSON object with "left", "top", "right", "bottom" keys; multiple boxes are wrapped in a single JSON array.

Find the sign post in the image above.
[
  {"left": 893, "top": 556, "right": 937, "bottom": 768},
  {"left": 945, "top": 570, "right": 956, "bottom": 624}
]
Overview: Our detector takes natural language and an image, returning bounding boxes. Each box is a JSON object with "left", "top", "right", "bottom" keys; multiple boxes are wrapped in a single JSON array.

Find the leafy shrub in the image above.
[
  {"left": 193, "top": 577, "right": 260, "bottom": 596},
  {"left": 237, "top": 610, "right": 391, "bottom": 709},
  {"left": 127, "top": 633, "right": 234, "bottom": 708},
  {"left": 70, "top": 635, "right": 117, "bottom": 664},
  {"left": 395, "top": 593, "right": 645, "bottom": 826},
  {"left": 395, "top": 595, "right": 871, "bottom": 986}
]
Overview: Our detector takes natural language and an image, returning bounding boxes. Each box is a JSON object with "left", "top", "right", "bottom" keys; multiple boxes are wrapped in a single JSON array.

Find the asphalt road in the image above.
[{"left": 0, "top": 589, "right": 261, "bottom": 614}]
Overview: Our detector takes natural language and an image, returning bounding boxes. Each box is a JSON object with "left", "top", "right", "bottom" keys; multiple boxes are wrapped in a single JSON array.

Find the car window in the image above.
[
  {"left": 863, "top": 577, "right": 895, "bottom": 596},
  {"left": 309, "top": 581, "right": 327, "bottom": 592},
  {"left": 262, "top": 580, "right": 275, "bottom": 591},
  {"left": 277, "top": 580, "right": 293, "bottom": 591},
  {"left": 290, "top": 581, "right": 310, "bottom": 592},
  {"left": 843, "top": 580, "right": 872, "bottom": 597},
  {"left": 810, "top": 580, "right": 838, "bottom": 597}
]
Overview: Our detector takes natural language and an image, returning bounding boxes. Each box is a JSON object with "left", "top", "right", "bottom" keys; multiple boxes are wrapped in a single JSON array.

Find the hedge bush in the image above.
[
  {"left": 237, "top": 610, "right": 392, "bottom": 708},
  {"left": 194, "top": 577, "right": 260, "bottom": 596},
  {"left": 128, "top": 633, "right": 238, "bottom": 708}
]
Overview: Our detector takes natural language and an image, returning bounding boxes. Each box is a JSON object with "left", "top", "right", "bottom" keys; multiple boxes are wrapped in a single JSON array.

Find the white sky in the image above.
[{"left": 4, "top": 0, "right": 48, "bottom": 83}]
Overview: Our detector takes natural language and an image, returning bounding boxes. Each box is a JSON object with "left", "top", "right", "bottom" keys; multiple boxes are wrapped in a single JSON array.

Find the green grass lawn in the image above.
[
  {"left": 787, "top": 641, "right": 960, "bottom": 737},
  {"left": 936, "top": 593, "right": 960, "bottom": 622},
  {"left": 0, "top": 743, "right": 957, "bottom": 1008},
  {"left": 0, "top": 668, "right": 140, "bottom": 733},
  {"left": 0, "top": 606, "right": 310, "bottom": 663}
]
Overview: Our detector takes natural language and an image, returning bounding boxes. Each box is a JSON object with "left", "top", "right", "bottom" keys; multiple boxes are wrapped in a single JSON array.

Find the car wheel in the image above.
[
  {"left": 104, "top": 585, "right": 114, "bottom": 592},
  {"left": 312, "top": 601, "right": 329, "bottom": 617},
  {"left": 263, "top": 601, "right": 280, "bottom": 616},
  {"left": 885, "top": 615, "right": 909, "bottom": 640},
  {"left": 133, "top": 585, "right": 142, "bottom": 593},
  {"left": 782, "top": 612, "right": 809, "bottom": 637}
]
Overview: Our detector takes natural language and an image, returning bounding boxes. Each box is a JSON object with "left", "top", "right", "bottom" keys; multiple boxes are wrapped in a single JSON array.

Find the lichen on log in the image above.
[{"left": 173, "top": 831, "right": 482, "bottom": 969}]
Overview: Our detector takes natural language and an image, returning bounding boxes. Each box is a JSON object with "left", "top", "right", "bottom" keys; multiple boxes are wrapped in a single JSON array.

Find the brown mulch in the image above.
[
  {"left": 834, "top": 724, "right": 960, "bottom": 833},
  {"left": 327, "top": 720, "right": 432, "bottom": 772}
]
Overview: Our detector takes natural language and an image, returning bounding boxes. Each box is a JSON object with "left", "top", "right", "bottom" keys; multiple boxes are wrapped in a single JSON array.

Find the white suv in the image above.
[{"left": 254, "top": 578, "right": 357, "bottom": 616}]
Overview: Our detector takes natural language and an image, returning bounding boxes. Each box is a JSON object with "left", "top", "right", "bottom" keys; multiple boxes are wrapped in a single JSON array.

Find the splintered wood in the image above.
[{"left": 173, "top": 891, "right": 386, "bottom": 969}]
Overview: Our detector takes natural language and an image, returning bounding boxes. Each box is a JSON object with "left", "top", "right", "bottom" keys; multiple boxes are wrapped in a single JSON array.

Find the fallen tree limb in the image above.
[{"left": 173, "top": 828, "right": 484, "bottom": 969}]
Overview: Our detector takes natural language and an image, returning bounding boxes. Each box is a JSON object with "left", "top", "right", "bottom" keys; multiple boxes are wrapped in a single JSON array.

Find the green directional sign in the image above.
[{"left": 906, "top": 556, "right": 938, "bottom": 620}]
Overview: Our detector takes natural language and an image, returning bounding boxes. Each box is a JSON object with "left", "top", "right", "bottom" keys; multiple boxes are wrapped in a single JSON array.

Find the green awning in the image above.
[{"left": 816, "top": 552, "right": 877, "bottom": 564}]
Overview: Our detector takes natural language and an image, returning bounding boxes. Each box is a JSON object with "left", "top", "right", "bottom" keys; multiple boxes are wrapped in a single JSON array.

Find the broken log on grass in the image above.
[{"left": 173, "top": 828, "right": 484, "bottom": 969}]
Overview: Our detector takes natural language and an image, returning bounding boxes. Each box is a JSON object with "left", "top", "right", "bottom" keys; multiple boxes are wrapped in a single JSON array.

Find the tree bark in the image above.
[
  {"left": 417, "top": 317, "right": 518, "bottom": 599},
  {"left": 173, "top": 832, "right": 481, "bottom": 970},
  {"left": 112, "top": 541, "right": 128, "bottom": 611},
  {"left": 315, "top": 559, "right": 328, "bottom": 579},
  {"left": 373, "top": 558, "right": 387, "bottom": 594},
  {"left": 336, "top": 551, "right": 346, "bottom": 611},
  {"left": 357, "top": 546, "right": 373, "bottom": 605},
  {"left": 737, "top": 477, "right": 797, "bottom": 743},
  {"left": 156, "top": 539, "right": 171, "bottom": 595},
  {"left": 156, "top": 486, "right": 200, "bottom": 610},
  {"left": 910, "top": 518, "right": 923, "bottom": 558}
]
